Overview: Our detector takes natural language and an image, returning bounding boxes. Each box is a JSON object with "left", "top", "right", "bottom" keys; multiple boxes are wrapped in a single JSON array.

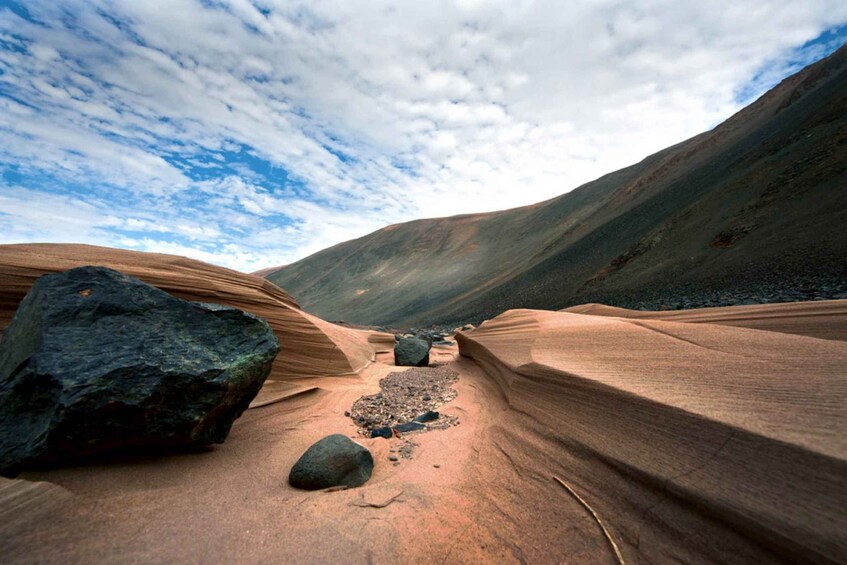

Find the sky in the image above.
[{"left": 0, "top": 1, "right": 845, "bottom": 273}]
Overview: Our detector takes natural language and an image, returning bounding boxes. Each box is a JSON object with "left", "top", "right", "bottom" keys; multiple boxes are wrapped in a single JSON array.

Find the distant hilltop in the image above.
[{"left": 265, "top": 44, "right": 847, "bottom": 327}]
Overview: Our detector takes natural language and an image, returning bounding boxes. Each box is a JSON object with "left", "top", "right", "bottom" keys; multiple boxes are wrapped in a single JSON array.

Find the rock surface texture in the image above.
[
  {"left": 288, "top": 434, "right": 373, "bottom": 490},
  {"left": 0, "top": 266, "right": 279, "bottom": 475},
  {"left": 393, "top": 336, "right": 430, "bottom": 367}
]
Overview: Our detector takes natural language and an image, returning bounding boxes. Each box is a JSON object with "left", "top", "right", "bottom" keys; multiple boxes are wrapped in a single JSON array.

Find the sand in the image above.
[
  {"left": 563, "top": 301, "right": 847, "bottom": 342},
  {"left": 1, "top": 246, "right": 845, "bottom": 563},
  {"left": 457, "top": 308, "right": 847, "bottom": 563}
]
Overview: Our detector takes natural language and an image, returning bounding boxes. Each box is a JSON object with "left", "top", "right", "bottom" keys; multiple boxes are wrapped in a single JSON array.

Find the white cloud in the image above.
[{"left": 0, "top": 0, "right": 845, "bottom": 272}]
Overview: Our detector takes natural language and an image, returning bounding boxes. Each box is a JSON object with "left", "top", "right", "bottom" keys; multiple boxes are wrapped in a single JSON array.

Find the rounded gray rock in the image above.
[
  {"left": 394, "top": 336, "right": 430, "bottom": 367},
  {"left": 289, "top": 434, "right": 373, "bottom": 490}
]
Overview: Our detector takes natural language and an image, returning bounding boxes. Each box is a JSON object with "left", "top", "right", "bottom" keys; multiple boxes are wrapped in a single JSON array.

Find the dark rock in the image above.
[
  {"left": 0, "top": 266, "right": 279, "bottom": 475},
  {"left": 416, "top": 332, "right": 434, "bottom": 347},
  {"left": 394, "top": 336, "right": 430, "bottom": 367},
  {"left": 413, "top": 411, "right": 439, "bottom": 423},
  {"left": 370, "top": 420, "right": 427, "bottom": 439},
  {"left": 394, "top": 421, "right": 425, "bottom": 433},
  {"left": 288, "top": 434, "right": 373, "bottom": 489},
  {"left": 370, "top": 427, "right": 394, "bottom": 439}
]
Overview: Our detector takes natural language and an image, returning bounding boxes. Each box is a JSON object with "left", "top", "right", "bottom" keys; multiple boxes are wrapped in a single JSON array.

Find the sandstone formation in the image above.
[
  {"left": 0, "top": 244, "right": 394, "bottom": 381},
  {"left": 456, "top": 307, "right": 847, "bottom": 563}
]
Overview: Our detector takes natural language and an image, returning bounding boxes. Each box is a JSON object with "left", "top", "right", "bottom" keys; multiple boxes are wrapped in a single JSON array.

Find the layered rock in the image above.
[
  {"left": 457, "top": 307, "right": 847, "bottom": 563},
  {"left": 0, "top": 244, "right": 394, "bottom": 380}
]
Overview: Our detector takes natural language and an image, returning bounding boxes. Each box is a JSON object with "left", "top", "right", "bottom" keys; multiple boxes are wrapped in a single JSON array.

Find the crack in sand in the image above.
[
  {"left": 553, "top": 475, "right": 626, "bottom": 565},
  {"left": 350, "top": 491, "right": 405, "bottom": 509}
]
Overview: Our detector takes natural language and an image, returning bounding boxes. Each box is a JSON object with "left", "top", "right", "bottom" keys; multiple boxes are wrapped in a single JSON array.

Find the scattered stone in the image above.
[
  {"left": 350, "top": 367, "right": 459, "bottom": 435},
  {"left": 289, "top": 434, "right": 373, "bottom": 490},
  {"left": 394, "top": 336, "right": 431, "bottom": 367},
  {"left": 0, "top": 266, "right": 278, "bottom": 475},
  {"left": 398, "top": 440, "right": 418, "bottom": 459}
]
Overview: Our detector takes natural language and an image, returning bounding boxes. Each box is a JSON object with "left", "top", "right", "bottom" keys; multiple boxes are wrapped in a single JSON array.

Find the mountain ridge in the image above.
[{"left": 267, "top": 45, "right": 847, "bottom": 327}]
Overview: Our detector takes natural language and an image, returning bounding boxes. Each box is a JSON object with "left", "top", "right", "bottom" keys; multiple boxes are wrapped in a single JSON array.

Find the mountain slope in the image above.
[{"left": 268, "top": 45, "right": 847, "bottom": 327}]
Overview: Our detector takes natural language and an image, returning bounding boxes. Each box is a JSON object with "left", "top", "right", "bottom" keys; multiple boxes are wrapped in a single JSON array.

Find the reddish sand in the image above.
[
  {"left": 1, "top": 246, "right": 845, "bottom": 563},
  {"left": 457, "top": 308, "right": 847, "bottom": 563}
]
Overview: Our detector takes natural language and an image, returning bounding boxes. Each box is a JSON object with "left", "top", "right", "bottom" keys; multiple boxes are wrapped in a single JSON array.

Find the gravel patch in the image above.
[{"left": 349, "top": 366, "right": 460, "bottom": 444}]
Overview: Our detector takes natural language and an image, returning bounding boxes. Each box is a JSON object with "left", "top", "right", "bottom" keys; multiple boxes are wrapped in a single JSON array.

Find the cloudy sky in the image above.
[{"left": 1, "top": 1, "right": 845, "bottom": 272}]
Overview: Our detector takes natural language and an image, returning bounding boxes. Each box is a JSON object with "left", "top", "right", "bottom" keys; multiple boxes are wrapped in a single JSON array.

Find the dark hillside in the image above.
[{"left": 268, "top": 45, "right": 847, "bottom": 326}]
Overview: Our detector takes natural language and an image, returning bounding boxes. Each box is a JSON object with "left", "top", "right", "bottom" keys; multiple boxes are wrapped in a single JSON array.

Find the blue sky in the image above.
[{"left": 1, "top": 1, "right": 845, "bottom": 272}]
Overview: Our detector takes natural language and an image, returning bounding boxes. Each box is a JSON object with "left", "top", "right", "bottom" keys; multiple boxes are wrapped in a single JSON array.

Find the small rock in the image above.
[
  {"left": 370, "top": 427, "right": 394, "bottom": 439},
  {"left": 394, "top": 422, "right": 425, "bottom": 433},
  {"left": 344, "top": 411, "right": 350, "bottom": 417},
  {"left": 433, "top": 464, "right": 440, "bottom": 468},
  {"left": 394, "top": 336, "right": 430, "bottom": 367},
  {"left": 388, "top": 456, "right": 398, "bottom": 462},
  {"left": 289, "top": 434, "right": 373, "bottom": 490}
]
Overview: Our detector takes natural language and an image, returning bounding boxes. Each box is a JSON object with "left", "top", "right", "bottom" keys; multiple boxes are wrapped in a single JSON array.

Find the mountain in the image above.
[{"left": 266, "top": 45, "right": 847, "bottom": 327}]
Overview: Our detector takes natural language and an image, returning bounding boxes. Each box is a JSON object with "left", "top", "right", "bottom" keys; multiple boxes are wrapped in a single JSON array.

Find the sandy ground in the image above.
[{"left": 1, "top": 247, "right": 845, "bottom": 562}]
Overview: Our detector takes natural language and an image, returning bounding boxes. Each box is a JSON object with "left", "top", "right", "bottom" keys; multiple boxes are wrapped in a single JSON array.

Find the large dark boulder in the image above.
[
  {"left": 289, "top": 434, "right": 373, "bottom": 490},
  {"left": 0, "top": 266, "right": 279, "bottom": 475},
  {"left": 394, "top": 336, "right": 430, "bottom": 367}
]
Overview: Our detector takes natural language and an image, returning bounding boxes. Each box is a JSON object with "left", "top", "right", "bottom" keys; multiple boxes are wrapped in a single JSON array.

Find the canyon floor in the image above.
[{"left": 1, "top": 297, "right": 846, "bottom": 564}]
